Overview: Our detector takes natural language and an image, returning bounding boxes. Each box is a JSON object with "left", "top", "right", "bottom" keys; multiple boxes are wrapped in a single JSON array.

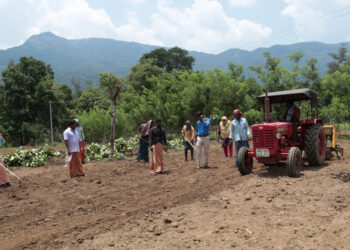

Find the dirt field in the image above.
[{"left": 0, "top": 141, "right": 349, "bottom": 250}]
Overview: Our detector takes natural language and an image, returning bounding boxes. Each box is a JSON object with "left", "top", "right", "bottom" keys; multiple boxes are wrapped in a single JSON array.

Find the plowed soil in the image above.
[{"left": 0, "top": 141, "right": 349, "bottom": 250}]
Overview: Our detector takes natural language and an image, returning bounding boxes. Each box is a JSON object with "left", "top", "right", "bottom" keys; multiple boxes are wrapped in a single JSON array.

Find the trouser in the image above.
[
  {"left": 196, "top": 136, "right": 210, "bottom": 167},
  {"left": 222, "top": 138, "right": 233, "bottom": 157},
  {"left": 223, "top": 146, "right": 233, "bottom": 158},
  {"left": 137, "top": 139, "right": 149, "bottom": 162},
  {"left": 80, "top": 141, "right": 85, "bottom": 163},
  {"left": 235, "top": 140, "right": 249, "bottom": 167}
]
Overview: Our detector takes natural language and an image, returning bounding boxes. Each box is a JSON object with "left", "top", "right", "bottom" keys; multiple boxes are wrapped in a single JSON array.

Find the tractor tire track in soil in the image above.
[{"left": 0, "top": 141, "right": 349, "bottom": 249}]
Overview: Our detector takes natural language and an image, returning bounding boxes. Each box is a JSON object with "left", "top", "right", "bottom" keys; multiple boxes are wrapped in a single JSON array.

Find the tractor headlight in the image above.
[{"left": 276, "top": 133, "right": 282, "bottom": 139}]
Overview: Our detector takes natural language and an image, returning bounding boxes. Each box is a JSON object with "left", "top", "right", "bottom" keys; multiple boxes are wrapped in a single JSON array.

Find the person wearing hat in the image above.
[
  {"left": 194, "top": 111, "right": 211, "bottom": 169},
  {"left": 218, "top": 116, "right": 233, "bottom": 158},
  {"left": 63, "top": 120, "right": 85, "bottom": 177},
  {"left": 74, "top": 119, "right": 86, "bottom": 164},
  {"left": 149, "top": 119, "right": 167, "bottom": 174},
  {"left": 229, "top": 109, "right": 251, "bottom": 167},
  {"left": 182, "top": 120, "right": 195, "bottom": 161}
]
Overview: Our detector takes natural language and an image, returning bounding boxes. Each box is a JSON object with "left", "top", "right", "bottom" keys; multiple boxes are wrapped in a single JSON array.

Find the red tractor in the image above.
[{"left": 237, "top": 88, "right": 326, "bottom": 177}]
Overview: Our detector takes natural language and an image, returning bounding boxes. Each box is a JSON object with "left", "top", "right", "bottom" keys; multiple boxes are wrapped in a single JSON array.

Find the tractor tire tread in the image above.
[
  {"left": 287, "top": 147, "right": 301, "bottom": 178},
  {"left": 237, "top": 147, "right": 252, "bottom": 175},
  {"left": 305, "top": 124, "right": 325, "bottom": 166}
]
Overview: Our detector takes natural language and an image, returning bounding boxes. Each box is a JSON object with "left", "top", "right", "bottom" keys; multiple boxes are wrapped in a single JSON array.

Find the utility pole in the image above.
[{"left": 49, "top": 100, "right": 54, "bottom": 146}]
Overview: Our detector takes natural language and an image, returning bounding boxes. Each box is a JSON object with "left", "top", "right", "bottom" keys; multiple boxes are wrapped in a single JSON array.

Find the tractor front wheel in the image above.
[
  {"left": 237, "top": 147, "right": 253, "bottom": 175},
  {"left": 305, "top": 124, "right": 326, "bottom": 166},
  {"left": 287, "top": 147, "right": 302, "bottom": 178}
]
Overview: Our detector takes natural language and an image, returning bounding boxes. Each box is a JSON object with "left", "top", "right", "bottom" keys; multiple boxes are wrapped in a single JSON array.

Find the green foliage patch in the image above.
[{"left": 3, "top": 145, "right": 62, "bottom": 167}]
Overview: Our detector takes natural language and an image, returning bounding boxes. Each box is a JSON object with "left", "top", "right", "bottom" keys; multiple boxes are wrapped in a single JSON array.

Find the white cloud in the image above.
[
  {"left": 24, "top": 0, "right": 162, "bottom": 46},
  {"left": 115, "top": 12, "right": 164, "bottom": 46},
  {"left": 336, "top": 0, "right": 350, "bottom": 7},
  {"left": 281, "top": 0, "right": 350, "bottom": 44},
  {"left": 0, "top": 0, "right": 9, "bottom": 7},
  {"left": 127, "top": 0, "right": 148, "bottom": 4},
  {"left": 281, "top": 0, "right": 325, "bottom": 40},
  {"left": 26, "top": 0, "right": 117, "bottom": 39},
  {"left": 150, "top": 0, "right": 271, "bottom": 53},
  {"left": 228, "top": 0, "right": 257, "bottom": 7},
  {"left": 1, "top": 0, "right": 271, "bottom": 52}
]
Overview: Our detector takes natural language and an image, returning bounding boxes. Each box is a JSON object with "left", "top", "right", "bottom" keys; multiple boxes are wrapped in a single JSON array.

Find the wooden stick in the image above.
[
  {"left": 184, "top": 137, "right": 196, "bottom": 150},
  {"left": 1, "top": 163, "right": 22, "bottom": 183}
]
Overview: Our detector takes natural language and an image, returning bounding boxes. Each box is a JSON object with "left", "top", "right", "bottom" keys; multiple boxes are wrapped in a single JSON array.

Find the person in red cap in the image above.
[{"left": 229, "top": 109, "right": 251, "bottom": 167}]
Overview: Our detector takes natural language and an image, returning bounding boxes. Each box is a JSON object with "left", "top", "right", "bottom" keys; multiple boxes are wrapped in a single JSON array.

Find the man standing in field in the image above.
[
  {"left": 229, "top": 109, "right": 251, "bottom": 167},
  {"left": 195, "top": 112, "right": 211, "bottom": 169},
  {"left": 74, "top": 119, "right": 86, "bottom": 164},
  {"left": 218, "top": 116, "right": 233, "bottom": 158},
  {"left": 0, "top": 132, "right": 11, "bottom": 188},
  {"left": 137, "top": 120, "right": 154, "bottom": 163},
  {"left": 182, "top": 120, "right": 195, "bottom": 161},
  {"left": 149, "top": 119, "right": 167, "bottom": 174},
  {"left": 64, "top": 120, "right": 85, "bottom": 178}
]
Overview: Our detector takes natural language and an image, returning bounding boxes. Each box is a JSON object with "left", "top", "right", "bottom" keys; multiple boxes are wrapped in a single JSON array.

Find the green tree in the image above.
[
  {"left": 1, "top": 57, "right": 58, "bottom": 145},
  {"left": 99, "top": 72, "right": 122, "bottom": 159},
  {"left": 127, "top": 59, "right": 163, "bottom": 93},
  {"left": 140, "top": 47, "right": 195, "bottom": 72},
  {"left": 327, "top": 44, "right": 348, "bottom": 74},
  {"left": 249, "top": 52, "right": 287, "bottom": 92}
]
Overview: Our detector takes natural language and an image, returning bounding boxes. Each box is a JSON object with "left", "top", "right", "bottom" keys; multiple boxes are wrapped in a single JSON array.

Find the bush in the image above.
[
  {"left": 167, "top": 138, "right": 183, "bottom": 150},
  {"left": 85, "top": 137, "right": 138, "bottom": 161},
  {"left": 3, "top": 145, "right": 62, "bottom": 167},
  {"left": 244, "top": 109, "right": 263, "bottom": 125}
]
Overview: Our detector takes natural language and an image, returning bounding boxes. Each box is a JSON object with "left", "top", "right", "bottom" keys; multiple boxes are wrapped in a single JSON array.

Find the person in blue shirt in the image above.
[
  {"left": 194, "top": 111, "right": 211, "bottom": 169},
  {"left": 229, "top": 109, "right": 251, "bottom": 167}
]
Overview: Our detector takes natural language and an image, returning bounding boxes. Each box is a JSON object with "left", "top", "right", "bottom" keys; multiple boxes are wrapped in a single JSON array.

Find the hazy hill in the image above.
[{"left": 0, "top": 32, "right": 348, "bottom": 85}]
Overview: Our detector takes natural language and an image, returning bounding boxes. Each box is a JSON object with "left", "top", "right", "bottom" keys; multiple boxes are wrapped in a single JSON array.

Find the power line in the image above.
[{"left": 242, "top": 5, "right": 350, "bottom": 51}]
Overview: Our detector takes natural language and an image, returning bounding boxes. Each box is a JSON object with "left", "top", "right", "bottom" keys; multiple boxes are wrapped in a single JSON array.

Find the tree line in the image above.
[{"left": 0, "top": 45, "right": 350, "bottom": 146}]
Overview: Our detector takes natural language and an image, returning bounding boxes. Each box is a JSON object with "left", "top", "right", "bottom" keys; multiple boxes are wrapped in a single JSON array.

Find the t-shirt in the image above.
[{"left": 63, "top": 128, "right": 80, "bottom": 153}]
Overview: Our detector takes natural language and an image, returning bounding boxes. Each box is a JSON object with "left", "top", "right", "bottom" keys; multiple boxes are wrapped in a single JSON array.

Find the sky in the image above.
[{"left": 0, "top": 0, "right": 350, "bottom": 54}]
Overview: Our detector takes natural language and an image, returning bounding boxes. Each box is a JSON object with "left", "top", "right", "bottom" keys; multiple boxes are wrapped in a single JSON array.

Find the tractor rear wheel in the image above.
[
  {"left": 237, "top": 147, "right": 253, "bottom": 175},
  {"left": 287, "top": 147, "right": 302, "bottom": 177},
  {"left": 305, "top": 124, "right": 326, "bottom": 166}
]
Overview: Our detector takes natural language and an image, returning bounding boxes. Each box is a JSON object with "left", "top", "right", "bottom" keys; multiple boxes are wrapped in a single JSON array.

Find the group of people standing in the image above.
[
  {"left": 136, "top": 109, "right": 251, "bottom": 173},
  {"left": 1, "top": 109, "right": 251, "bottom": 187}
]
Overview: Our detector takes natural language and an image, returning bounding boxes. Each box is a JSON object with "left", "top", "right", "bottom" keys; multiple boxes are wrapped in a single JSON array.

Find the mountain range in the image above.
[{"left": 0, "top": 32, "right": 348, "bottom": 86}]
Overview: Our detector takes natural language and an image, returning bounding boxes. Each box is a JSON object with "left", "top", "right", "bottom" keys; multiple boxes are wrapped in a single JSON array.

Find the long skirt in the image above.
[
  {"left": 150, "top": 142, "right": 163, "bottom": 173},
  {"left": 80, "top": 141, "right": 85, "bottom": 163},
  {"left": 69, "top": 152, "right": 84, "bottom": 177},
  {"left": 0, "top": 156, "right": 9, "bottom": 185},
  {"left": 137, "top": 139, "right": 149, "bottom": 162}
]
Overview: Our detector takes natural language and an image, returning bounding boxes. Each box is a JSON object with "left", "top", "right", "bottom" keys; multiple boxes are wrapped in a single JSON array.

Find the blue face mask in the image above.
[{"left": 186, "top": 124, "right": 191, "bottom": 131}]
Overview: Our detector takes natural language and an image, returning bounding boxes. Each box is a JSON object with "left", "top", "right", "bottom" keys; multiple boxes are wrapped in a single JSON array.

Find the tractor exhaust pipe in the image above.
[{"left": 264, "top": 90, "right": 271, "bottom": 122}]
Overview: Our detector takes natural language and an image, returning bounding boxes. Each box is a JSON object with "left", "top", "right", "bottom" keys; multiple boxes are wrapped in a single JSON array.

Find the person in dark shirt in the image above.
[{"left": 149, "top": 119, "right": 167, "bottom": 174}]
